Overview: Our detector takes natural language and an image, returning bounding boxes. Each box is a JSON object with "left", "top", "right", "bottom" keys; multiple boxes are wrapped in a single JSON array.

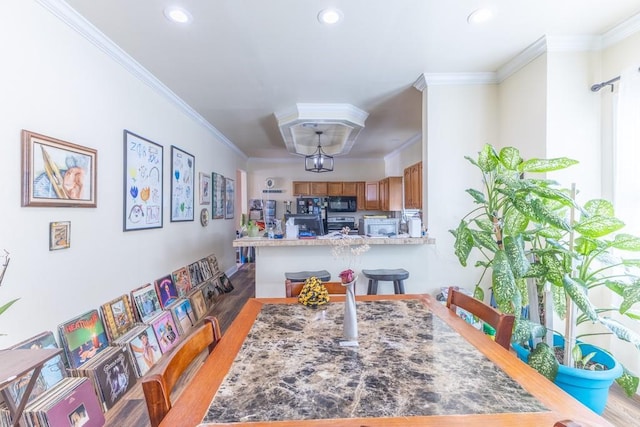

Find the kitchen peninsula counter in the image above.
[{"left": 233, "top": 235, "right": 435, "bottom": 297}]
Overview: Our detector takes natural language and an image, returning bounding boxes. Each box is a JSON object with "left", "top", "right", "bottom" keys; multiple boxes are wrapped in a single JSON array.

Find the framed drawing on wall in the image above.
[
  {"left": 21, "top": 130, "right": 97, "bottom": 207},
  {"left": 199, "top": 172, "right": 211, "bottom": 205},
  {"left": 212, "top": 172, "right": 225, "bottom": 219},
  {"left": 123, "top": 130, "right": 163, "bottom": 231},
  {"left": 49, "top": 221, "right": 70, "bottom": 250},
  {"left": 170, "top": 146, "right": 195, "bottom": 222},
  {"left": 224, "top": 177, "right": 235, "bottom": 219}
]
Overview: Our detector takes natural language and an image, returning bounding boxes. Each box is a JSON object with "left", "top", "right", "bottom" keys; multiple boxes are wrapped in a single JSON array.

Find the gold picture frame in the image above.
[
  {"left": 22, "top": 130, "right": 97, "bottom": 207},
  {"left": 49, "top": 221, "right": 70, "bottom": 250}
]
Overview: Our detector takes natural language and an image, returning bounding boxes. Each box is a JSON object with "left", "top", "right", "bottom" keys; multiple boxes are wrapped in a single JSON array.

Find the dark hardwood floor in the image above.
[{"left": 105, "top": 262, "right": 639, "bottom": 426}]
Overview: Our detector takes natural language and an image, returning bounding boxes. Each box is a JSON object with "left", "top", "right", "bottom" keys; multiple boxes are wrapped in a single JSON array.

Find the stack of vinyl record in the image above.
[
  {"left": 68, "top": 346, "right": 136, "bottom": 412},
  {"left": 6, "top": 377, "right": 104, "bottom": 427}
]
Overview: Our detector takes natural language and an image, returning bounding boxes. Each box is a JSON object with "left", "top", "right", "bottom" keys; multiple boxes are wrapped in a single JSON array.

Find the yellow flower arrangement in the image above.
[{"left": 298, "top": 276, "right": 330, "bottom": 308}]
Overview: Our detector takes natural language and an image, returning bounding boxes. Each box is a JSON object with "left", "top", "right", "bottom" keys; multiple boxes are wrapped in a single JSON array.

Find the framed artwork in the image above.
[
  {"left": 131, "top": 283, "right": 162, "bottom": 323},
  {"left": 189, "top": 289, "right": 207, "bottom": 320},
  {"left": 155, "top": 275, "right": 179, "bottom": 309},
  {"left": 49, "top": 221, "right": 70, "bottom": 251},
  {"left": 150, "top": 310, "right": 180, "bottom": 354},
  {"left": 123, "top": 130, "right": 163, "bottom": 231},
  {"left": 21, "top": 130, "right": 97, "bottom": 207},
  {"left": 212, "top": 172, "right": 225, "bottom": 219},
  {"left": 224, "top": 177, "right": 235, "bottom": 219},
  {"left": 199, "top": 172, "right": 211, "bottom": 205},
  {"left": 170, "top": 145, "right": 195, "bottom": 222}
]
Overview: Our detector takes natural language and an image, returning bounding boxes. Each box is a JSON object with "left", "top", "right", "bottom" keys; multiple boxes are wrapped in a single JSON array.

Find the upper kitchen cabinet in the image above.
[
  {"left": 380, "top": 176, "right": 402, "bottom": 211},
  {"left": 310, "top": 182, "right": 328, "bottom": 196},
  {"left": 341, "top": 182, "right": 358, "bottom": 196},
  {"left": 356, "top": 182, "right": 366, "bottom": 210},
  {"left": 364, "top": 181, "right": 380, "bottom": 210},
  {"left": 292, "top": 181, "right": 311, "bottom": 196},
  {"left": 404, "top": 162, "right": 422, "bottom": 210},
  {"left": 327, "top": 182, "right": 343, "bottom": 196}
]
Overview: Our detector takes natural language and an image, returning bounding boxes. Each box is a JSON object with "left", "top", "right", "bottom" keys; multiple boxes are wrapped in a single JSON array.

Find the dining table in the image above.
[{"left": 160, "top": 294, "right": 612, "bottom": 426}]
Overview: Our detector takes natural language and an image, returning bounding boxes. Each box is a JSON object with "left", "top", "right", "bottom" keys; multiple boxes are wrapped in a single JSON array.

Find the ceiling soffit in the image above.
[{"left": 275, "top": 103, "right": 369, "bottom": 157}]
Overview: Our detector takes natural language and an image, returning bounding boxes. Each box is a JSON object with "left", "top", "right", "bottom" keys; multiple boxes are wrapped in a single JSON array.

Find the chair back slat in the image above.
[
  {"left": 446, "top": 287, "right": 515, "bottom": 350},
  {"left": 142, "top": 316, "right": 221, "bottom": 427}
]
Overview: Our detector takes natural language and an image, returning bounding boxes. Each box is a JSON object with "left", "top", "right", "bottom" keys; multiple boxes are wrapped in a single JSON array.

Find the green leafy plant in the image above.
[
  {"left": 451, "top": 144, "right": 640, "bottom": 397},
  {"left": 0, "top": 249, "right": 18, "bottom": 336}
]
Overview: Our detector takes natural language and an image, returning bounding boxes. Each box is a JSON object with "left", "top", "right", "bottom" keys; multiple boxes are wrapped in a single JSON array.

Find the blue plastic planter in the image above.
[{"left": 512, "top": 335, "right": 622, "bottom": 414}]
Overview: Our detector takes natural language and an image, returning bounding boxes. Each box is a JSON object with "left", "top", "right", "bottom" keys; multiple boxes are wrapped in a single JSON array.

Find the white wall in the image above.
[
  {"left": 423, "top": 83, "right": 499, "bottom": 295},
  {"left": 0, "top": 1, "right": 245, "bottom": 346},
  {"left": 498, "top": 54, "right": 548, "bottom": 159}
]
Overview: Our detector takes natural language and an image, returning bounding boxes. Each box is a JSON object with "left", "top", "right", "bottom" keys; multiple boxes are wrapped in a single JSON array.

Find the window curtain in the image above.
[{"left": 614, "top": 67, "right": 640, "bottom": 234}]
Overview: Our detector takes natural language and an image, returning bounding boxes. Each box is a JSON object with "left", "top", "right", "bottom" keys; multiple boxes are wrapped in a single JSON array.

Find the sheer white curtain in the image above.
[{"left": 614, "top": 67, "right": 640, "bottom": 234}]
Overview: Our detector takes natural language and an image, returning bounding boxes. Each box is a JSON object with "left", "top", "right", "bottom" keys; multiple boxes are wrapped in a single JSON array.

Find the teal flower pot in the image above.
[{"left": 512, "top": 334, "right": 622, "bottom": 414}]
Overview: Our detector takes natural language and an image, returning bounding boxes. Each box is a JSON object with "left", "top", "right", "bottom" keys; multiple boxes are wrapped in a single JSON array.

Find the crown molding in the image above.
[
  {"left": 545, "top": 35, "right": 601, "bottom": 51},
  {"left": 602, "top": 13, "right": 640, "bottom": 48},
  {"left": 412, "top": 74, "right": 427, "bottom": 92},
  {"left": 35, "top": 0, "right": 247, "bottom": 160},
  {"left": 420, "top": 72, "right": 498, "bottom": 86}
]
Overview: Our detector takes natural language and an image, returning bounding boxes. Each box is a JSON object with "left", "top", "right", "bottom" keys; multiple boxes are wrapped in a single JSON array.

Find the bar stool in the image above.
[
  {"left": 284, "top": 270, "right": 331, "bottom": 283},
  {"left": 362, "top": 269, "right": 409, "bottom": 295}
]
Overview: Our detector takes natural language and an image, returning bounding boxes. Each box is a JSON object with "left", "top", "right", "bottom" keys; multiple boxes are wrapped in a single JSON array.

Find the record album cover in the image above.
[
  {"left": 127, "top": 325, "right": 162, "bottom": 376},
  {"left": 131, "top": 283, "right": 162, "bottom": 322},
  {"left": 93, "top": 347, "right": 136, "bottom": 410},
  {"left": 154, "top": 274, "right": 179, "bottom": 309},
  {"left": 150, "top": 310, "right": 180, "bottom": 354},
  {"left": 58, "top": 310, "right": 109, "bottom": 370}
]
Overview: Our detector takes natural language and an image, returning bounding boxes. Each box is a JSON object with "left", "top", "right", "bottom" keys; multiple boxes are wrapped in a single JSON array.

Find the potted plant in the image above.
[
  {"left": 0, "top": 249, "right": 18, "bottom": 335},
  {"left": 451, "top": 144, "right": 640, "bottom": 413}
]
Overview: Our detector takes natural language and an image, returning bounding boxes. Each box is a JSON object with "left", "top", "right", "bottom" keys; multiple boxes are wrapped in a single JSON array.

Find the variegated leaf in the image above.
[
  {"left": 574, "top": 215, "right": 625, "bottom": 238},
  {"left": 503, "top": 207, "right": 529, "bottom": 235},
  {"left": 530, "top": 198, "right": 571, "bottom": 231},
  {"left": 518, "top": 157, "right": 579, "bottom": 173},
  {"left": 528, "top": 342, "right": 559, "bottom": 381},
  {"left": 542, "top": 253, "right": 564, "bottom": 286},
  {"left": 464, "top": 155, "right": 479, "bottom": 167},
  {"left": 575, "top": 237, "right": 597, "bottom": 257},
  {"left": 504, "top": 235, "right": 530, "bottom": 278},
  {"left": 492, "top": 249, "right": 518, "bottom": 315},
  {"left": 528, "top": 186, "right": 577, "bottom": 208},
  {"left": 583, "top": 199, "right": 614, "bottom": 217},
  {"left": 474, "top": 218, "right": 494, "bottom": 233},
  {"left": 552, "top": 283, "right": 567, "bottom": 319},
  {"left": 466, "top": 188, "right": 486, "bottom": 204},
  {"left": 600, "top": 317, "right": 640, "bottom": 350},
  {"left": 0, "top": 299, "right": 18, "bottom": 316},
  {"left": 563, "top": 275, "right": 598, "bottom": 322},
  {"left": 473, "top": 286, "right": 485, "bottom": 302},
  {"left": 515, "top": 277, "right": 529, "bottom": 306},
  {"left": 616, "top": 370, "right": 639, "bottom": 397},
  {"left": 621, "top": 281, "right": 640, "bottom": 314},
  {"left": 470, "top": 229, "right": 499, "bottom": 253},
  {"left": 452, "top": 221, "right": 473, "bottom": 267},
  {"left": 478, "top": 144, "right": 499, "bottom": 173},
  {"left": 611, "top": 234, "right": 640, "bottom": 251},
  {"left": 499, "top": 146, "right": 522, "bottom": 170},
  {"left": 622, "top": 259, "right": 640, "bottom": 268}
]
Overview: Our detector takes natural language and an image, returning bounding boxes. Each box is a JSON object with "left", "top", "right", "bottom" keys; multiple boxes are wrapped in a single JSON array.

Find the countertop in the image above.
[{"left": 232, "top": 234, "right": 432, "bottom": 247}]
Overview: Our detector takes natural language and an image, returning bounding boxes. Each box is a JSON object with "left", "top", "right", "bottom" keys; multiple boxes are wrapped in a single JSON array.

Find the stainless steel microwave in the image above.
[{"left": 327, "top": 196, "right": 357, "bottom": 212}]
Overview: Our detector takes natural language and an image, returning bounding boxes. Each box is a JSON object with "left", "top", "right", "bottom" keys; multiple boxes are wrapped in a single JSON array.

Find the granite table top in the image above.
[{"left": 201, "top": 300, "right": 547, "bottom": 424}]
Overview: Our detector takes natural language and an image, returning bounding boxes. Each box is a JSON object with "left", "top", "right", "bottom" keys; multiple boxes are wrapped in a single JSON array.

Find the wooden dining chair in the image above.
[
  {"left": 446, "top": 287, "right": 515, "bottom": 350},
  {"left": 142, "top": 316, "right": 222, "bottom": 427},
  {"left": 285, "top": 279, "right": 347, "bottom": 297},
  {"left": 554, "top": 421, "right": 582, "bottom": 427}
]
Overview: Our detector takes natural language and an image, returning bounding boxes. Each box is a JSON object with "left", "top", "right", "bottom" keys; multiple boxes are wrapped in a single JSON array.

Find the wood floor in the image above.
[{"left": 105, "top": 262, "right": 640, "bottom": 426}]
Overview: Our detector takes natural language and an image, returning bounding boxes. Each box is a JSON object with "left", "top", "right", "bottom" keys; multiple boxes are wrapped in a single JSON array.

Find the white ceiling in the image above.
[{"left": 61, "top": 0, "right": 640, "bottom": 160}]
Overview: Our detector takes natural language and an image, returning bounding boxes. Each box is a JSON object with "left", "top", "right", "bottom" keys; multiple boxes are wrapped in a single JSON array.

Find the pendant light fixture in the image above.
[{"left": 305, "top": 131, "right": 334, "bottom": 173}]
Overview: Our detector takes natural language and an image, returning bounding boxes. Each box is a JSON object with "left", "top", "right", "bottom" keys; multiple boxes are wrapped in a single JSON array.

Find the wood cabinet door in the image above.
[
  {"left": 342, "top": 182, "right": 357, "bottom": 196},
  {"left": 410, "top": 163, "right": 422, "bottom": 209},
  {"left": 293, "top": 181, "right": 310, "bottom": 196},
  {"left": 387, "top": 176, "right": 403, "bottom": 211},
  {"left": 310, "top": 182, "right": 328, "bottom": 196},
  {"left": 404, "top": 167, "right": 412, "bottom": 208},
  {"left": 356, "top": 182, "right": 366, "bottom": 210},
  {"left": 379, "top": 178, "right": 389, "bottom": 211},
  {"left": 327, "top": 182, "right": 343, "bottom": 196},
  {"left": 364, "top": 182, "right": 379, "bottom": 210}
]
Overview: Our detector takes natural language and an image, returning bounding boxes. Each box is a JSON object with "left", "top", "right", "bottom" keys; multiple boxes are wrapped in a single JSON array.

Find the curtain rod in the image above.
[{"left": 591, "top": 67, "right": 640, "bottom": 92}]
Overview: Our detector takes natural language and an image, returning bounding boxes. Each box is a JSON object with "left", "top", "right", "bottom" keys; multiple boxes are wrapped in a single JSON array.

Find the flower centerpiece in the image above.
[
  {"left": 331, "top": 227, "right": 371, "bottom": 279},
  {"left": 339, "top": 268, "right": 355, "bottom": 284},
  {"left": 298, "top": 276, "right": 330, "bottom": 308}
]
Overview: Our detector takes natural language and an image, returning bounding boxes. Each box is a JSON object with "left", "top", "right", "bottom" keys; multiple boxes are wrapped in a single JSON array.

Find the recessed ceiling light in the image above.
[
  {"left": 318, "top": 8, "right": 343, "bottom": 25},
  {"left": 164, "top": 6, "right": 192, "bottom": 24},
  {"left": 467, "top": 8, "right": 493, "bottom": 24}
]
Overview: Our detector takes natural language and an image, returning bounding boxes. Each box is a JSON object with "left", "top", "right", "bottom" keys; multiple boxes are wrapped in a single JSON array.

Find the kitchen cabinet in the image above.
[
  {"left": 356, "top": 182, "right": 366, "bottom": 210},
  {"left": 380, "top": 176, "right": 402, "bottom": 211},
  {"left": 292, "top": 181, "right": 311, "bottom": 196},
  {"left": 404, "top": 162, "right": 422, "bottom": 209},
  {"left": 310, "top": 182, "right": 328, "bottom": 196},
  {"left": 365, "top": 181, "right": 380, "bottom": 210},
  {"left": 327, "top": 182, "right": 343, "bottom": 196},
  {"left": 342, "top": 182, "right": 357, "bottom": 196}
]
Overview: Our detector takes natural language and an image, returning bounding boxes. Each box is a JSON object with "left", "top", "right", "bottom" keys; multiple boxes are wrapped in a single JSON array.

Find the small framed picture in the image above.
[
  {"left": 49, "top": 221, "right": 70, "bottom": 250},
  {"left": 170, "top": 145, "right": 195, "bottom": 222},
  {"left": 199, "top": 172, "right": 211, "bottom": 205},
  {"left": 22, "top": 130, "right": 97, "bottom": 207}
]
